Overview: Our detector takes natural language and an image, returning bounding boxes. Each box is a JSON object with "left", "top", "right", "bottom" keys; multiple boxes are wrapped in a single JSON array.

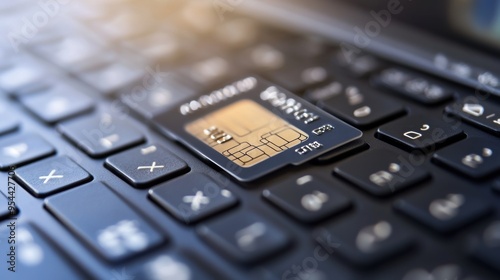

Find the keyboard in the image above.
[{"left": 1, "top": 1, "right": 499, "bottom": 279}]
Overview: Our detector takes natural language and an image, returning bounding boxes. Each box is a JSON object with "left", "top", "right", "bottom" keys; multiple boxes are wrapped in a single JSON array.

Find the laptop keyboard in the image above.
[{"left": 0, "top": 1, "right": 499, "bottom": 279}]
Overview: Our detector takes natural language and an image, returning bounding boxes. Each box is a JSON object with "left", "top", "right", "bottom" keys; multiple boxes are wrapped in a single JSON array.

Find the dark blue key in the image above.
[
  {"left": 149, "top": 173, "right": 238, "bottom": 224},
  {"left": 374, "top": 68, "right": 454, "bottom": 105},
  {"left": 334, "top": 149, "right": 430, "bottom": 196},
  {"left": 78, "top": 61, "right": 145, "bottom": 96},
  {"left": 106, "top": 144, "right": 189, "bottom": 188},
  {"left": 45, "top": 182, "right": 165, "bottom": 262},
  {"left": 0, "top": 63, "right": 44, "bottom": 94},
  {"left": 120, "top": 76, "right": 197, "bottom": 120},
  {"left": 15, "top": 156, "right": 92, "bottom": 197},
  {"left": 446, "top": 98, "right": 500, "bottom": 135},
  {"left": 0, "top": 133, "right": 55, "bottom": 170},
  {"left": 377, "top": 115, "right": 464, "bottom": 152},
  {"left": 433, "top": 137, "right": 500, "bottom": 179},
  {"left": 131, "top": 252, "right": 217, "bottom": 280},
  {"left": 263, "top": 175, "right": 351, "bottom": 223},
  {"left": 58, "top": 113, "right": 144, "bottom": 158},
  {"left": 468, "top": 220, "right": 500, "bottom": 271},
  {"left": 315, "top": 218, "right": 414, "bottom": 267},
  {"left": 394, "top": 191, "right": 492, "bottom": 233},
  {"left": 197, "top": 212, "right": 290, "bottom": 264},
  {"left": 20, "top": 84, "right": 94, "bottom": 124},
  {"left": 317, "top": 81, "right": 405, "bottom": 128},
  {"left": 0, "top": 223, "right": 86, "bottom": 279}
]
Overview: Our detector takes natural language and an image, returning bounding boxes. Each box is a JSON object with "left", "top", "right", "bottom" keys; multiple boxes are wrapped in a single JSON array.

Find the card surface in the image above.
[{"left": 154, "top": 76, "right": 362, "bottom": 181}]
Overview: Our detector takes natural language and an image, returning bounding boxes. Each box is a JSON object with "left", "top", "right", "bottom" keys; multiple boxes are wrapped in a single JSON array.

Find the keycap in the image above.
[
  {"left": 58, "top": 113, "right": 144, "bottom": 158},
  {"left": 334, "top": 51, "right": 383, "bottom": 77},
  {"left": 15, "top": 156, "right": 91, "bottom": 197},
  {"left": 374, "top": 68, "right": 453, "bottom": 105},
  {"left": 315, "top": 218, "right": 414, "bottom": 267},
  {"left": 0, "top": 112, "right": 18, "bottom": 135},
  {"left": 34, "top": 36, "right": 103, "bottom": 70},
  {"left": 149, "top": 173, "right": 238, "bottom": 224},
  {"left": 0, "top": 133, "right": 55, "bottom": 170},
  {"left": 78, "top": 61, "right": 145, "bottom": 96},
  {"left": 445, "top": 98, "right": 500, "bottom": 135},
  {"left": 377, "top": 115, "right": 464, "bottom": 152},
  {"left": 178, "top": 56, "right": 237, "bottom": 92},
  {"left": 334, "top": 149, "right": 430, "bottom": 196},
  {"left": 394, "top": 191, "right": 492, "bottom": 234},
  {"left": 263, "top": 175, "right": 351, "bottom": 223},
  {"left": 468, "top": 220, "right": 500, "bottom": 271},
  {"left": 125, "top": 31, "right": 184, "bottom": 64},
  {"left": 317, "top": 82, "right": 405, "bottom": 128},
  {"left": 197, "top": 212, "right": 290, "bottom": 264},
  {"left": 133, "top": 253, "right": 216, "bottom": 280},
  {"left": 433, "top": 138, "right": 500, "bottom": 179},
  {"left": 0, "top": 223, "right": 86, "bottom": 279},
  {"left": 106, "top": 144, "right": 189, "bottom": 188},
  {"left": 45, "top": 182, "right": 164, "bottom": 262},
  {"left": 0, "top": 64, "right": 43, "bottom": 94},
  {"left": 20, "top": 85, "right": 94, "bottom": 124},
  {"left": 493, "top": 180, "right": 500, "bottom": 194},
  {"left": 120, "top": 76, "right": 197, "bottom": 119},
  {"left": 264, "top": 58, "right": 331, "bottom": 93},
  {"left": 400, "top": 263, "right": 482, "bottom": 280}
]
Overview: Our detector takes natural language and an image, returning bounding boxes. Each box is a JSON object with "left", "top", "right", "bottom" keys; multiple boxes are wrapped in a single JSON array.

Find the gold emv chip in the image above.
[{"left": 185, "top": 99, "right": 309, "bottom": 167}]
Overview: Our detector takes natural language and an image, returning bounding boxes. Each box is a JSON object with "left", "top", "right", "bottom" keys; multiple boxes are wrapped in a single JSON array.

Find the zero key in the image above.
[{"left": 45, "top": 182, "right": 165, "bottom": 262}]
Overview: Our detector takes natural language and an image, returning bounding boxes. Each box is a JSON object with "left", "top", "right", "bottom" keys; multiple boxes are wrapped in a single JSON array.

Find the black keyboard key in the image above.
[
  {"left": 315, "top": 218, "right": 414, "bottom": 267},
  {"left": 394, "top": 192, "right": 492, "bottom": 234},
  {"left": 45, "top": 182, "right": 164, "bottom": 262},
  {"left": 468, "top": 220, "right": 500, "bottom": 271},
  {"left": 0, "top": 63, "right": 44, "bottom": 94},
  {"left": 0, "top": 223, "right": 85, "bottom": 279},
  {"left": 317, "top": 83, "right": 405, "bottom": 128},
  {"left": 377, "top": 115, "right": 464, "bottom": 152},
  {"left": 400, "top": 263, "right": 483, "bottom": 280},
  {"left": 264, "top": 58, "right": 330, "bottom": 93},
  {"left": 334, "top": 51, "right": 383, "bottom": 77},
  {"left": 134, "top": 253, "right": 216, "bottom": 280},
  {"left": 493, "top": 180, "right": 500, "bottom": 194},
  {"left": 106, "top": 144, "right": 189, "bottom": 188},
  {"left": 149, "top": 173, "right": 238, "bottom": 224},
  {"left": 15, "top": 156, "right": 91, "bottom": 197},
  {"left": 0, "top": 133, "right": 55, "bottom": 170},
  {"left": 78, "top": 61, "right": 145, "bottom": 96},
  {"left": 179, "top": 56, "right": 238, "bottom": 92},
  {"left": 58, "top": 113, "right": 144, "bottom": 158},
  {"left": 120, "top": 77, "right": 197, "bottom": 119},
  {"left": 197, "top": 212, "right": 290, "bottom": 264},
  {"left": 446, "top": 98, "right": 500, "bottom": 135},
  {"left": 433, "top": 137, "right": 500, "bottom": 179},
  {"left": 334, "top": 149, "right": 430, "bottom": 196},
  {"left": 263, "top": 175, "right": 351, "bottom": 223},
  {"left": 20, "top": 85, "right": 94, "bottom": 124},
  {"left": 374, "top": 68, "right": 453, "bottom": 105}
]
